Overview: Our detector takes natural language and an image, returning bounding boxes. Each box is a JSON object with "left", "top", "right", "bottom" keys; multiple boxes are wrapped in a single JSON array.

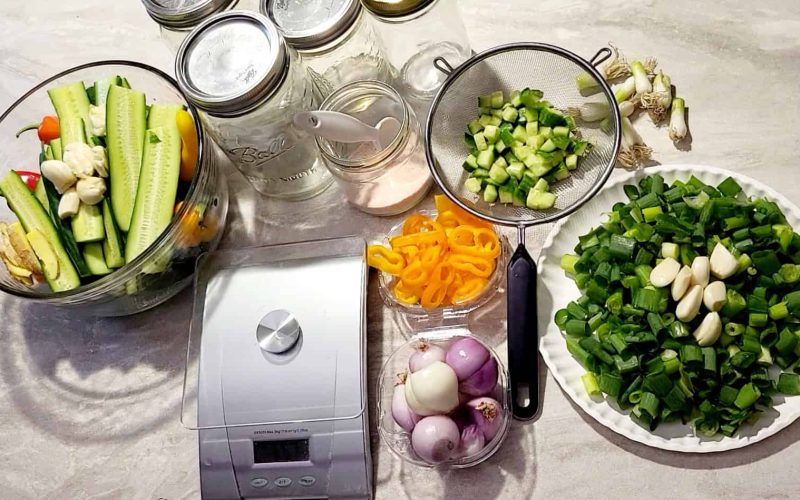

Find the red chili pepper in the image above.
[
  {"left": 15, "top": 171, "right": 41, "bottom": 191},
  {"left": 15, "top": 115, "right": 60, "bottom": 144}
]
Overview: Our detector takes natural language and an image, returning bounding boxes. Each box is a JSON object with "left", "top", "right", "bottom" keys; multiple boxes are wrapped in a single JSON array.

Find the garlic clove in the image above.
[
  {"left": 691, "top": 256, "right": 710, "bottom": 287},
  {"left": 650, "top": 257, "right": 681, "bottom": 288},
  {"left": 703, "top": 281, "right": 727, "bottom": 312},
  {"left": 692, "top": 312, "right": 721, "bottom": 347},
  {"left": 75, "top": 177, "right": 106, "bottom": 206},
  {"left": 710, "top": 243, "right": 739, "bottom": 279},
  {"left": 676, "top": 284, "right": 703, "bottom": 322},
  {"left": 671, "top": 265, "right": 693, "bottom": 301},
  {"left": 63, "top": 142, "right": 96, "bottom": 178},
  {"left": 57, "top": 189, "right": 80, "bottom": 219},
  {"left": 40, "top": 159, "right": 77, "bottom": 194}
]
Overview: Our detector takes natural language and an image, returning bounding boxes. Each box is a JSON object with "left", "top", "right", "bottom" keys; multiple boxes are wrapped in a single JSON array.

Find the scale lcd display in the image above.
[{"left": 253, "top": 439, "right": 310, "bottom": 463}]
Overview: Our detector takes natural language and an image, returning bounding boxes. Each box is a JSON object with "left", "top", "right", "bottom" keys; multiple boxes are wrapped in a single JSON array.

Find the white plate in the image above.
[{"left": 538, "top": 164, "right": 800, "bottom": 453}]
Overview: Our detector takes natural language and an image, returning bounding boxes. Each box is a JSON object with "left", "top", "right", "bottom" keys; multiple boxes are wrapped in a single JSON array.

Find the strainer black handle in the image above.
[{"left": 507, "top": 237, "right": 539, "bottom": 420}]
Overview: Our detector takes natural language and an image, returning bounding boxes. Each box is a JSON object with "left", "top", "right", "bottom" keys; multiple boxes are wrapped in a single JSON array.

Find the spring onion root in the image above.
[
  {"left": 618, "top": 116, "right": 652, "bottom": 168},
  {"left": 630, "top": 61, "right": 652, "bottom": 95},
  {"left": 641, "top": 71, "right": 672, "bottom": 122},
  {"left": 668, "top": 97, "right": 687, "bottom": 141},
  {"left": 576, "top": 44, "right": 631, "bottom": 93}
]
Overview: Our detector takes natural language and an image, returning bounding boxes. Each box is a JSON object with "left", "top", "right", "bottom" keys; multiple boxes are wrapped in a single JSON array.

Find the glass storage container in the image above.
[
  {"left": 141, "top": 0, "right": 259, "bottom": 52},
  {"left": 175, "top": 11, "right": 332, "bottom": 200},
  {"left": 261, "top": 0, "right": 392, "bottom": 100},
  {"left": 315, "top": 80, "right": 432, "bottom": 216},
  {"left": 362, "top": 0, "right": 471, "bottom": 112}
]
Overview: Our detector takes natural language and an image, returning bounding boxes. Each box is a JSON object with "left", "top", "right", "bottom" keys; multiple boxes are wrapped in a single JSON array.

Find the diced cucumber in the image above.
[
  {"left": 520, "top": 107, "right": 538, "bottom": 123},
  {"left": 566, "top": 154, "right": 579, "bottom": 171},
  {"left": 565, "top": 115, "right": 577, "bottom": 130},
  {"left": 464, "top": 132, "right": 476, "bottom": 150},
  {"left": 537, "top": 150, "right": 564, "bottom": 167},
  {"left": 465, "top": 177, "right": 482, "bottom": 193},
  {"left": 468, "top": 119, "right": 483, "bottom": 135},
  {"left": 481, "top": 178, "right": 500, "bottom": 188},
  {"left": 499, "top": 126, "right": 515, "bottom": 146},
  {"left": 47, "top": 81, "right": 93, "bottom": 142},
  {"left": 533, "top": 178, "right": 549, "bottom": 192},
  {"left": 107, "top": 84, "right": 147, "bottom": 232},
  {"left": 474, "top": 132, "right": 488, "bottom": 151},
  {"left": 471, "top": 168, "right": 490, "bottom": 179},
  {"left": 501, "top": 107, "right": 518, "bottom": 122},
  {"left": 509, "top": 90, "right": 522, "bottom": 107},
  {"left": 478, "top": 107, "right": 493, "bottom": 116},
  {"left": 551, "top": 163, "right": 571, "bottom": 181},
  {"left": 463, "top": 154, "right": 479, "bottom": 172},
  {"left": 476, "top": 149, "right": 495, "bottom": 169},
  {"left": 512, "top": 125, "right": 527, "bottom": 143},
  {"left": 488, "top": 164, "right": 510, "bottom": 185},
  {"left": 511, "top": 145, "right": 531, "bottom": 162},
  {"left": 483, "top": 184, "right": 498, "bottom": 203},
  {"left": 572, "top": 140, "right": 591, "bottom": 156},
  {"left": 525, "top": 122, "right": 539, "bottom": 137},
  {"left": 512, "top": 188, "right": 527, "bottom": 207},
  {"left": 539, "top": 126, "right": 552, "bottom": 137},
  {"left": 507, "top": 162, "right": 525, "bottom": 180},
  {"left": 551, "top": 135, "right": 571, "bottom": 150},
  {"left": 83, "top": 242, "right": 112, "bottom": 275},
  {"left": 538, "top": 107, "right": 567, "bottom": 127},
  {"left": 125, "top": 126, "right": 181, "bottom": 263},
  {"left": 498, "top": 184, "right": 515, "bottom": 204},
  {"left": 504, "top": 151, "right": 519, "bottom": 164},
  {"left": 492, "top": 156, "right": 508, "bottom": 169},
  {"left": 72, "top": 204, "right": 105, "bottom": 243},
  {"left": 490, "top": 108, "right": 503, "bottom": 118},
  {"left": 553, "top": 126, "right": 570, "bottom": 137},
  {"left": 0, "top": 172, "right": 80, "bottom": 291},
  {"left": 520, "top": 88, "right": 544, "bottom": 107},
  {"left": 483, "top": 125, "right": 499, "bottom": 143},
  {"left": 478, "top": 114, "right": 500, "bottom": 127},
  {"left": 494, "top": 138, "right": 508, "bottom": 154},
  {"left": 489, "top": 90, "right": 504, "bottom": 109},
  {"left": 529, "top": 134, "right": 547, "bottom": 150},
  {"left": 102, "top": 199, "right": 126, "bottom": 269},
  {"left": 527, "top": 189, "right": 557, "bottom": 209},
  {"left": 540, "top": 139, "right": 557, "bottom": 153}
]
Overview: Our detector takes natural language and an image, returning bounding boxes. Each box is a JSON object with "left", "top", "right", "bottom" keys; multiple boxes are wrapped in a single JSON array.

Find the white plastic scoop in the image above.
[{"left": 293, "top": 111, "right": 401, "bottom": 150}]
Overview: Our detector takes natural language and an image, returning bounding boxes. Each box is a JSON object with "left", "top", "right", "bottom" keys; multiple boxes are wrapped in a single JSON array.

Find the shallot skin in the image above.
[
  {"left": 459, "top": 355, "right": 498, "bottom": 396},
  {"left": 445, "top": 337, "right": 490, "bottom": 380},
  {"left": 411, "top": 415, "right": 461, "bottom": 464},
  {"left": 409, "top": 342, "right": 446, "bottom": 373},
  {"left": 392, "top": 383, "right": 420, "bottom": 432},
  {"left": 467, "top": 397, "right": 505, "bottom": 442}
]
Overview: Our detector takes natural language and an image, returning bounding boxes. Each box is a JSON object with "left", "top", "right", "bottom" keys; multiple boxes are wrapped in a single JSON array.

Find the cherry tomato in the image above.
[{"left": 16, "top": 171, "right": 41, "bottom": 191}]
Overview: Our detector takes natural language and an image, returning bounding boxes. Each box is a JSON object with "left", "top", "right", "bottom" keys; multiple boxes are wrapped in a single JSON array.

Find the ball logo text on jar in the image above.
[{"left": 227, "top": 134, "right": 293, "bottom": 168}]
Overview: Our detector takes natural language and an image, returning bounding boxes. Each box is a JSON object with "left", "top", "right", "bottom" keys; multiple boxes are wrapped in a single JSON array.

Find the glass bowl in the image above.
[
  {"left": 0, "top": 61, "right": 229, "bottom": 316},
  {"left": 376, "top": 210, "right": 507, "bottom": 318},
  {"left": 377, "top": 329, "right": 511, "bottom": 468}
]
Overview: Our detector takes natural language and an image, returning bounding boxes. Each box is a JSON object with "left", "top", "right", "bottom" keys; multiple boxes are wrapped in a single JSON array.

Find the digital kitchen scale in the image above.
[{"left": 182, "top": 237, "right": 372, "bottom": 499}]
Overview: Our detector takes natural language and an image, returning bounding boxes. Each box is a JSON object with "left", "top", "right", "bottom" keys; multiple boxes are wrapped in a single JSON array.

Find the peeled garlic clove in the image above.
[
  {"left": 58, "top": 189, "right": 80, "bottom": 219},
  {"left": 691, "top": 256, "right": 710, "bottom": 287},
  {"left": 650, "top": 257, "right": 681, "bottom": 287},
  {"left": 40, "top": 159, "right": 77, "bottom": 194},
  {"left": 76, "top": 177, "right": 106, "bottom": 205},
  {"left": 710, "top": 243, "right": 739, "bottom": 279},
  {"left": 63, "top": 142, "right": 96, "bottom": 178},
  {"left": 676, "top": 284, "right": 703, "bottom": 322},
  {"left": 405, "top": 361, "right": 459, "bottom": 416},
  {"left": 703, "top": 281, "right": 727, "bottom": 312},
  {"left": 671, "top": 265, "right": 693, "bottom": 301},
  {"left": 692, "top": 312, "right": 721, "bottom": 346}
]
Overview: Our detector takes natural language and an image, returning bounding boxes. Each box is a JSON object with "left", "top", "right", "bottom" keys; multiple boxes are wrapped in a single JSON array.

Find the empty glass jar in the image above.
[
  {"left": 362, "top": 0, "right": 471, "bottom": 113},
  {"left": 261, "top": 0, "right": 392, "bottom": 100},
  {"left": 175, "top": 11, "right": 331, "bottom": 200},
  {"left": 315, "top": 81, "right": 432, "bottom": 216},
  {"left": 141, "top": 0, "right": 259, "bottom": 51}
]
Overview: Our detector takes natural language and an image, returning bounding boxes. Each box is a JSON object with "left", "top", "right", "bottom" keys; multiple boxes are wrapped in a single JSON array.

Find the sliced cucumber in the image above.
[
  {"left": 59, "top": 117, "right": 88, "bottom": 146},
  {"left": 147, "top": 103, "right": 184, "bottom": 129},
  {"left": 34, "top": 180, "right": 49, "bottom": 215},
  {"left": 83, "top": 242, "right": 111, "bottom": 275},
  {"left": 47, "top": 81, "right": 93, "bottom": 141},
  {"left": 72, "top": 203, "right": 105, "bottom": 243},
  {"left": 40, "top": 177, "right": 91, "bottom": 278},
  {"left": 106, "top": 84, "right": 146, "bottom": 232},
  {"left": 102, "top": 199, "right": 125, "bottom": 269},
  {"left": 0, "top": 172, "right": 80, "bottom": 291},
  {"left": 92, "top": 76, "right": 123, "bottom": 107},
  {"left": 124, "top": 126, "right": 181, "bottom": 263},
  {"left": 50, "top": 138, "right": 63, "bottom": 160}
]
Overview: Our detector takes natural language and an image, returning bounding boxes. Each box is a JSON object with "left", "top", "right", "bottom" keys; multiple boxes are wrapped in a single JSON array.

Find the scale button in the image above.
[
  {"left": 250, "top": 478, "right": 268, "bottom": 488},
  {"left": 299, "top": 476, "right": 316, "bottom": 487},
  {"left": 274, "top": 477, "right": 293, "bottom": 488}
]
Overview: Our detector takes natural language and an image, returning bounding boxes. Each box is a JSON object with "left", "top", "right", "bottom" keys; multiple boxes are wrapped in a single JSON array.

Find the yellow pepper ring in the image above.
[
  {"left": 401, "top": 259, "right": 428, "bottom": 287},
  {"left": 367, "top": 245, "right": 405, "bottom": 276},
  {"left": 452, "top": 277, "right": 489, "bottom": 303},
  {"left": 449, "top": 254, "right": 495, "bottom": 278}
]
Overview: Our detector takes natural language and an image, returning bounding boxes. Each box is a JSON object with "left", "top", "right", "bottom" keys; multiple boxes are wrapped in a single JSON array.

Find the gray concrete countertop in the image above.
[{"left": 1, "top": 1, "right": 799, "bottom": 498}]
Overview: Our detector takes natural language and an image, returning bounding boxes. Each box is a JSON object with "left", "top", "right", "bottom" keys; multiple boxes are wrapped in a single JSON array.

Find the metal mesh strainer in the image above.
[{"left": 424, "top": 43, "right": 621, "bottom": 420}]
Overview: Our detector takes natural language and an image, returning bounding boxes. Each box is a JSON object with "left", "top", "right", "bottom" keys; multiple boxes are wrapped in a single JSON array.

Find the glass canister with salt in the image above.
[
  {"left": 175, "top": 11, "right": 332, "bottom": 200},
  {"left": 261, "top": 0, "right": 392, "bottom": 100},
  {"left": 315, "top": 81, "right": 432, "bottom": 216},
  {"left": 361, "top": 0, "right": 471, "bottom": 113},
  {"left": 141, "top": 0, "right": 259, "bottom": 52}
]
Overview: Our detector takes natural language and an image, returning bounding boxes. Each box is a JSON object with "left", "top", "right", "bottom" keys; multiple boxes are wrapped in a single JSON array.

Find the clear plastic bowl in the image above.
[
  {"left": 0, "top": 61, "right": 228, "bottom": 316},
  {"left": 376, "top": 210, "right": 507, "bottom": 318},
  {"left": 377, "top": 329, "right": 511, "bottom": 468}
]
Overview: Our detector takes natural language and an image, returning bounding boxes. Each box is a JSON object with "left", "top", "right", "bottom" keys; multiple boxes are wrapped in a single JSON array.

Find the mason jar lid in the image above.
[
  {"left": 262, "top": 0, "right": 361, "bottom": 50},
  {"left": 175, "top": 11, "right": 289, "bottom": 117},
  {"left": 141, "top": 0, "right": 238, "bottom": 29},
  {"left": 361, "top": 0, "right": 435, "bottom": 18}
]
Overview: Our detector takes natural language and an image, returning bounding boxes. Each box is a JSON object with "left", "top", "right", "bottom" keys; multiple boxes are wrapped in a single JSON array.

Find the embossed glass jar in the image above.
[
  {"left": 261, "top": 0, "right": 391, "bottom": 100},
  {"left": 175, "top": 11, "right": 332, "bottom": 200}
]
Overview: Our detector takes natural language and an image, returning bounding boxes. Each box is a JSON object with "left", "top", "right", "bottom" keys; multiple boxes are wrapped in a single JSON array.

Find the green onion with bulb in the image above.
[
  {"left": 669, "top": 97, "right": 687, "bottom": 141},
  {"left": 630, "top": 60, "right": 652, "bottom": 95},
  {"left": 618, "top": 116, "right": 653, "bottom": 168},
  {"left": 575, "top": 44, "right": 631, "bottom": 94},
  {"left": 614, "top": 76, "right": 636, "bottom": 104},
  {"left": 641, "top": 71, "right": 672, "bottom": 122}
]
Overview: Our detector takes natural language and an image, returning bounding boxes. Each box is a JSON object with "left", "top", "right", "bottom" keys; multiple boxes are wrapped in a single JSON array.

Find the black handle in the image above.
[{"left": 507, "top": 242, "right": 539, "bottom": 420}]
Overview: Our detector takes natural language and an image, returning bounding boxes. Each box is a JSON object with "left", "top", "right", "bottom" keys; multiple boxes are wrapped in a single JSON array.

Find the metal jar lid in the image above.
[
  {"left": 361, "top": 0, "right": 435, "bottom": 18},
  {"left": 261, "top": 0, "right": 361, "bottom": 50},
  {"left": 175, "top": 11, "right": 289, "bottom": 117},
  {"left": 141, "top": 0, "right": 238, "bottom": 29}
]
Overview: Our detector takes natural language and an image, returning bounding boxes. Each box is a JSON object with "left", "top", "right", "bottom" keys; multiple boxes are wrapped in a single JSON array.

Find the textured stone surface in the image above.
[{"left": 0, "top": 0, "right": 799, "bottom": 498}]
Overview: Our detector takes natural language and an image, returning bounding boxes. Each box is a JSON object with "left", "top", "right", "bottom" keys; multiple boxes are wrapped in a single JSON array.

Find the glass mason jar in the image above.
[
  {"left": 175, "top": 11, "right": 332, "bottom": 200},
  {"left": 261, "top": 0, "right": 392, "bottom": 101},
  {"left": 141, "top": 0, "right": 259, "bottom": 52},
  {"left": 316, "top": 81, "right": 432, "bottom": 216},
  {"left": 362, "top": 0, "right": 471, "bottom": 113}
]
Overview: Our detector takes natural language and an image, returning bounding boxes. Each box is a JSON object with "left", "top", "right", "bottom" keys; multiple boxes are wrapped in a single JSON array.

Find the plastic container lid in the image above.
[
  {"left": 262, "top": 0, "right": 361, "bottom": 50},
  {"left": 175, "top": 11, "right": 288, "bottom": 117},
  {"left": 141, "top": 0, "right": 238, "bottom": 29},
  {"left": 181, "top": 236, "right": 368, "bottom": 430}
]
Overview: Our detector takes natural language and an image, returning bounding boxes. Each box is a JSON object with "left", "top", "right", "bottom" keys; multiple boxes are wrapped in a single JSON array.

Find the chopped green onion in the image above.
[
  {"left": 582, "top": 372, "right": 602, "bottom": 397},
  {"left": 733, "top": 383, "right": 761, "bottom": 409}
]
